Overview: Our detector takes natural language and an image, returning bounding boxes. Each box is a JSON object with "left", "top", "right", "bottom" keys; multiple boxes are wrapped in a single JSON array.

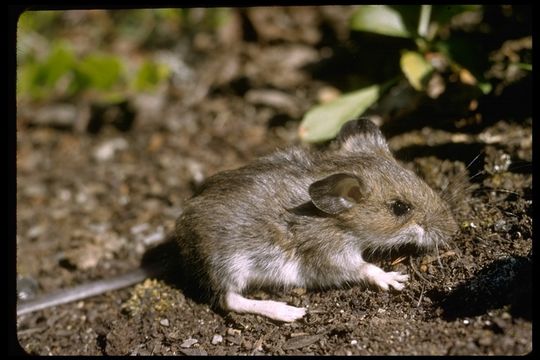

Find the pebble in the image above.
[
  {"left": 179, "top": 348, "right": 207, "bottom": 356},
  {"left": 159, "top": 319, "right": 169, "bottom": 327},
  {"left": 27, "top": 225, "right": 46, "bottom": 239},
  {"left": 291, "top": 287, "right": 306, "bottom": 296},
  {"left": 227, "top": 328, "right": 241, "bottom": 336},
  {"left": 180, "top": 338, "right": 198, "bottom": 348},
  {"left": 187, "top": 160, "right": 206, "bottom": 185},
  {"left": 211, "top": 334, "right": 223, "bottom": 345},
  {"left": 245, "top": 89, "right": 298, "bottom": 115},
  {"left": 282, "top": 334, "right": 322, "bottom": 350},
  {"left": 17, "top": 276, "right": 39, "bottom": 300},
  {"left": 93, "top": 138, "right": 128, "bottom": 162},
  {"left": 26, "top": 104, "right": 79, "bottom": 130},
  {"left": 130, "top": 223, "right": 150, "bottom": 235},
  {"left": 226, "top": 335, "right": 242, "bottom": 345},
  {"left": 142, "top": 228, "right": 165, "bottom": 246},
  {"left": 317, "top": 86, "right": 341, "bottom": 104},
  {"left": 477, "top": 333, "right": 493, "bottom": 346},
  {"left": 494, "top": 219, "right": 509, "bottom": 232}
]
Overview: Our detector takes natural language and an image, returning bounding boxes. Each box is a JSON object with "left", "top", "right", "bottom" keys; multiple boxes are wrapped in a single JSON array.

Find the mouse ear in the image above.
[
  {"left": 337, "top": 117, "right": 390, "bottom": 154},
  {"left": 308, "top": 173, "right": 363, "bottom": 215}
]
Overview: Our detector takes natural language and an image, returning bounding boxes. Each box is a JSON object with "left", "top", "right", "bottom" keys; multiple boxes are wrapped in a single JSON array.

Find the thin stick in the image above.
[
  {"left": 409, "top": 257, "right": 429, "bottom": 284},
  {"left": 416, "top": 284, "right": 425, "bottom": 307}
]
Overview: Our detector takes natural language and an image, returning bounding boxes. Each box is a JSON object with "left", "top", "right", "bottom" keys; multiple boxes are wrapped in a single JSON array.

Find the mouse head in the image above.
[{"left": 308, "top": 118, "right": 458, "bottom": 254}]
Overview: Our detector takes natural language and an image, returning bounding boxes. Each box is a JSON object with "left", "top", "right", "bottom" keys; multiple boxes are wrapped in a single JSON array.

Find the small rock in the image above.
[
  {"left": 93, "top": 138, "right": 128, "bottom": 162},
  {"left": 477, "top": 332, "right": 493, "bottom": 347},
  {"left": 180, "top": 338, "right": 198, "bottom": 348},
  {"left": 179, "top": 348, "right": 207, "bottom": 356},
  {"left": 159, "top": 319, "right": 169, "bottom": 327},
  {"left": 317, "top": 86, "right": 340, "bottom": 103},
  {"left": 17, "top": 276, "right": 39, "bottom": 300},
  {"left": 26, "top": 104, "right": 79, "bottom": 130},
  {"left": 187, "top": 160, "right": 206, "bottom": 186},
  {"left": 282, "top": 334, "right": 322, "bottom": 350},
  {"left": 243, "top": 340, "right": 253, "bottom": 350},
  {"left": 426, "top": 73, "right": 445, "bottom": 99},
  {"left": 142, "top": 228, "right": 165, "bottom": 246},
  {"left": 494, "top": 219, "right": 510, "bottom": 232},
  {"left": 245, "top": 89, "right": 299, "bottom": 116},
  {"left": 226, "top": 336, "right": 242, "bottom": 345},
  {"left": 130, "top": 223, "right": 150, "bottom": 235},
  {"left": 291, "top": 287, "right": 306, "bottom": 296},
  {"left": 27, "top": 225, "right": 46, "bottom": 239},
  {"left": 211, "top": 334, "right": 223, "bottom": 345},
  {"left": 227, "top": 328, "right": 241, "bottom": 336}
]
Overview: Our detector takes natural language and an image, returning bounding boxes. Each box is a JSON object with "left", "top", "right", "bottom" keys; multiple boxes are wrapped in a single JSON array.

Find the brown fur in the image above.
[{"left": 175, "top": 118, "right": 458, "bottom": 306}]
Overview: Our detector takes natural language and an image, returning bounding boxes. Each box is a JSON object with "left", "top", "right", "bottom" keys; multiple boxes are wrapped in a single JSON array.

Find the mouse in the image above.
[{"left": 174, "top": 117, "right": 459, "bottom": 322}]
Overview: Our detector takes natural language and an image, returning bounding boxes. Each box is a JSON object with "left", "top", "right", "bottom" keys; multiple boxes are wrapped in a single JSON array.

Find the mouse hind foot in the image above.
[{"left": 223, "top": 291, "right": 306, "bottom": 322}]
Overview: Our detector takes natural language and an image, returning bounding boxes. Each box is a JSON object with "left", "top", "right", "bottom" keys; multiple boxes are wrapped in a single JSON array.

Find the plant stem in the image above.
[{"left": 418, "top": 5, "right": 432, "bottom": 39}]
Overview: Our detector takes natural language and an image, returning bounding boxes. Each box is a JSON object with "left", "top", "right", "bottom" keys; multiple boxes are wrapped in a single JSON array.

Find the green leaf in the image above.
[
  {"left": 17, "top": 42, "right": 76, "bottom": 99},
  {"left": 18, "top": 10, "right": 62, "bottom": 34},
  {"left": 40, "top": 43, "right": 76, "bottom": 88},
  {"left": 477, "top": 81, "right": 492, "bottom": 95},
  {"left": 350, "top": 5, "right": 413, "bottom": 38},
  {"left": 299, "top": 84, "right": 381, "bottom": 143},
  {"left": 75, "top": 54, "right": 123, "bottom": 91},
  {"left": 133, "top": 61, "right": 171, "bottom": 91},
  {"left": 516, "top": 63, "right": 532, "bottom": 72},
  {"left": 400, "top": 51, "right": 433, "bottom": 91}
]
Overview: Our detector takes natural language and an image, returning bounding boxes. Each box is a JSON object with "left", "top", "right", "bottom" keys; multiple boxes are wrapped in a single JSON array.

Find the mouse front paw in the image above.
[
  {"left": 374, "top": 271, "right": 409, "bottom": 291},
  {"left": 269, "top": 301, "right": 307, "bottom": 322},
  {"left": 360, "top": 264, "right": 409, "bottom": 291}
]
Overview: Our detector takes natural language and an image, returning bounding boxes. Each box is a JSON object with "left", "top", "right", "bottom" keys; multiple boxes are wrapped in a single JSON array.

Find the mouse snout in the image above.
[{"left": 419, "top": 206, "right": 459, "bottom": 247}]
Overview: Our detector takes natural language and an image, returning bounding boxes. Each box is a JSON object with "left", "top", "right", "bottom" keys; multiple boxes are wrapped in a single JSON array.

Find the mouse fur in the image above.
[{"left": 175, "top": 118, "right": 458, "bottom": 322}]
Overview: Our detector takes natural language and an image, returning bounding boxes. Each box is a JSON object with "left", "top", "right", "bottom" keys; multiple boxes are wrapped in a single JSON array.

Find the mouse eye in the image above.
[{"left": 389, "top": 200, "right": 412, "bottom": 217}]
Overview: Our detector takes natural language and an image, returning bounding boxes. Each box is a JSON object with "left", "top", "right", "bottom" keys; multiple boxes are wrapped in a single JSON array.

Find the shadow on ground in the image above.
[{"left": 428, "top": 254, "right": 532, "bottom": 321}]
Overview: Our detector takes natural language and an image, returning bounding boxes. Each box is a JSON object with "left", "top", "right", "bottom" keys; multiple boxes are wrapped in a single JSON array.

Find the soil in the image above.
[{"left": 15, "top": 7, "right": 532, "bottom": 355}]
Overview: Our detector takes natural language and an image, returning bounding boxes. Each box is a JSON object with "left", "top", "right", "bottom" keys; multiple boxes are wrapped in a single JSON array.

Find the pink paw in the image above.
[{"left": 372, "top": 271, "right": 409, "bottom": 291}]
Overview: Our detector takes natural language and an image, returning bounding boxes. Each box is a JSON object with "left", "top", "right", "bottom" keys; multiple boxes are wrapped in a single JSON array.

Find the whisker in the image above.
[
  {"left": 468, "top": 170, "right": 487, "bottom": 182},
  {"left": 465, "top": 151, "right": 484, "bottom": 171}
]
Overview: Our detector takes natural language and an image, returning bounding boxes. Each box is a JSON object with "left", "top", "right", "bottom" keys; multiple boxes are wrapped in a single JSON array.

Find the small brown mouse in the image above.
[{"left": 175, "top": 117, "right": 458, "bottom": 322}]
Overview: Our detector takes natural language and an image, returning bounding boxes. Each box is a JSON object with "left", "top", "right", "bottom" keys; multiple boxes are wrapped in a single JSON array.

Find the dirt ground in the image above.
[{"left": 15, "top": 7, "right": 532, "bottom": 355}]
